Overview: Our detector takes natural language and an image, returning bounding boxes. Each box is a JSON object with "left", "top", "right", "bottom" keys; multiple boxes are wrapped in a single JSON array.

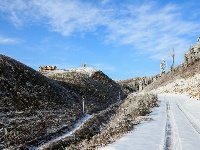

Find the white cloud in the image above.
[
  {"left": 0, "top": 36, "right": 19, "bottom": 44},
  {"left": 29, "top": 0, "right": 106, "bottom": 36},
  {"left": 34, "top": 0, "right": 107, "bottom": 36},
  {"left": 104, "top": 3, "right": 200, "bottom": 63},
  {"left": 1, "top": 0, "right": 200, "bottom": 64},
  {"left": 0, "top": 0, "right": 33, "bottom": 26},
  {"left": 101, "top": 0, "right": 111, "bottom": 5},
  {"left": 0, "top": 0, "right": 107, "bottom": 35}
]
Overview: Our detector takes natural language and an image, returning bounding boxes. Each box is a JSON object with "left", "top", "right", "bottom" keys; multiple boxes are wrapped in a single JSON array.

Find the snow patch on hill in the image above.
[
  {"left": 37, "top": 114, "right": 91, "bottom": 150},
  {"left": 70, "top": 67, "right": 99, "bottom": 76},
  {"left": 40, "top": 67, "right": 99, "bottom": 77},
  {"left": 151, "top": 74, "right": 200, "bottom": 100}
]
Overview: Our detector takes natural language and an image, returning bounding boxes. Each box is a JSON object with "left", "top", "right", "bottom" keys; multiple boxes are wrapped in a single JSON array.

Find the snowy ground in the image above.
[
  {"left": 100, "top": 94, "right": 200, "bottom": 150},
  {"left": 70, "top": 67, "right": 98, "bottom": 76},
  {"left": 36, "top": 114, "right": 91, "bottom": 150},
  {"left": 151, "top": 74, "right": 200, "bottom": 99},
  {"left": 41, "top": 67, "right": 98, "bottom": 77}
]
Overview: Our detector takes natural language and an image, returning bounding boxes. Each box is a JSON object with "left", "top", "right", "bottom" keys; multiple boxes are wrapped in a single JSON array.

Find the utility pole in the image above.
[{"left": 170, "top": 47, "right": 175, "bottom": 71}]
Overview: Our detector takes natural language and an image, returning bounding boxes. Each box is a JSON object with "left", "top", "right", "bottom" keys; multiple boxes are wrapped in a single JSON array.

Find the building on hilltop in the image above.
[
  {"left": 39, "top": 66, "right": 57, "bottom": 71},
  {"left": 184, "top": 36, "right": 200, "bottom": 66}
]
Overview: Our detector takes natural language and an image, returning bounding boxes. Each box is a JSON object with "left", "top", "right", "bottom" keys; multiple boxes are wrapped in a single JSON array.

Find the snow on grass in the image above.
[
  {"left": 40, "top": 69, "right": 66, "bottom": 76},
  {"left": 41, "top": 67, "right": 98, "bottom": 77},
  {"left": 151, "top": 74, "right": 200, "bottom": 99},
  {"left": 55, "top": 114, "right": 91, "bottom": 140},
  {"left": 70, "top": 67, "right": 99, "bottom": 76},
  {"left": 99, "top": 97, "right": 167, "bottom": 150},
  {"left": 37, "top": 114, "right": 91, "bottom": 150}
]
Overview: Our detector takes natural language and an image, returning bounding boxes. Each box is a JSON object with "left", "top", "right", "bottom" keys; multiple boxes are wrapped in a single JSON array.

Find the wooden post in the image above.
[{"left": 82, "top": 96, "right": 85, "bottom": 114}]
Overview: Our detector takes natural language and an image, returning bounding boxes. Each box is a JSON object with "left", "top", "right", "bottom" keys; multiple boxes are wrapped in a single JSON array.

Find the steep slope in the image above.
[
  {"left": 41, "top": 67, "right": 125, "bottom": 113},
  {"left": 37, "top": 93, "right": 158, "bottom": 150},
  {"left": 100, "top": 62, "right": 200, "bottom": 150},
  {"left": 142, "top": 36, "right": 200, "bottom": 99},
  {"left": 0, "top": 55, "right": 81, "bottom": 111},
  {"left": 100, "top": 38, "right": 200, "bottom": 150},
  {"left": 143, "top": 59, "right": 200, "bottom": 99},
  {"left": 0, "top": 54, "right": 83, "bottom": 149}
]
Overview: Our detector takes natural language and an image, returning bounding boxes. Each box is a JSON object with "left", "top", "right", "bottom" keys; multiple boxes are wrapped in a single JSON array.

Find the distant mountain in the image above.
[{"left": 118, "top": 75, "right": 160, "bottom": 94}]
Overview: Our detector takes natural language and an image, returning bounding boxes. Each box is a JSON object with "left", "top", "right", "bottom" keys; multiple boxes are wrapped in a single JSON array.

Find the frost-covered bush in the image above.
[
  {"left": 43, "top": 93, "right": 158, "bottom": 150},
  {"left": 43, "top": 69, "right": 126, "bottom": 114},
  {"left": 0, "top": 54, "right": 83, "bottom": 149}
]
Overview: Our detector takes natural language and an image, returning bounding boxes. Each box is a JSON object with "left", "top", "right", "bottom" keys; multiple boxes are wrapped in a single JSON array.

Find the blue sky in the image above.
[{"left": 0, "top": 0, "right": 200, "bottom": 80}]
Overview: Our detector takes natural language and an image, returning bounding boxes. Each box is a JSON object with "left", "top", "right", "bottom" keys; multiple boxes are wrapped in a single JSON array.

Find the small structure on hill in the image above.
[
  {"left": 39, "top": 66, "right": 56, "bottom": 71},
  {"left": 184, "top": 36, "right": 200, "bottom": 66},
  {"left": 82, "top": 62, "right": 86, "bottom": 67},
  {"left": 160, "top": 58, "right": 166, "bottom": 75}
]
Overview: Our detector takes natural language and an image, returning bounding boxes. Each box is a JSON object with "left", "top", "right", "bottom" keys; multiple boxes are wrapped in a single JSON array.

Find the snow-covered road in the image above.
[{"left": 100, "top": 94, "right": 200, "bottom": 150}]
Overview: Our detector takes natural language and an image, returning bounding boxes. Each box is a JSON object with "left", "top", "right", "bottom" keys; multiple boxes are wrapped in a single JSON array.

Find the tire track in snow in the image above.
[
  {"left": 163, "top": 101, "right": 172, "bottom": 150},
  {"left": 176, "top": 102, "right": 200, "bottom": 135},
  {"left": 163, "top": 101, "right": 181, "bottom": 150}
]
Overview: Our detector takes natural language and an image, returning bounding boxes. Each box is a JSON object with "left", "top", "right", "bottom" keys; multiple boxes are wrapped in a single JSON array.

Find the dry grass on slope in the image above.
[
  {"left": 41, "top": 69, "right": 125, "bottom": 114},
  {"left": 42, "top": 93, "right": 158, "bottom": 150},
  {"left": 143, "top": 59, "right": 200, "bottom": 93},
  {"left": 0, "top": 54, "right": 83, "bottom": 149},
  {"left": 143, "top": 59, "right": 200, "bottom": 100}
]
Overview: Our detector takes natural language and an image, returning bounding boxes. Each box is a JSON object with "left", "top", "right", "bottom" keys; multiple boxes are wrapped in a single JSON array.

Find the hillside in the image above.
[
  {"left": 143, "top": 36, "right": 200, "bottom": 95},
  {"left": 0, "top": 54, "right": 84, "bottom": 149},
  {"left": 37, "top": 93, "right": 158, "bottom": 150},
  {"left": 119, "top": 75, "right": 160, "bottom": 93},
  {"left": 40, "top": 67, "right": 125, "bottom": 113},
  {"left": 100, "top": 38, "right": 200, "bottom": 150},
  {"left": 143, "top": 59, "right": 200, "bottom": 100},
  {"left": 100, "top": 57, "right": 200, "bottom": 150},
  {"left": 0, "top": 54, "right": 126, "bottom": 149},
  {"left": 4, "top": 51, "right": 200, "bottom": 149}
]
